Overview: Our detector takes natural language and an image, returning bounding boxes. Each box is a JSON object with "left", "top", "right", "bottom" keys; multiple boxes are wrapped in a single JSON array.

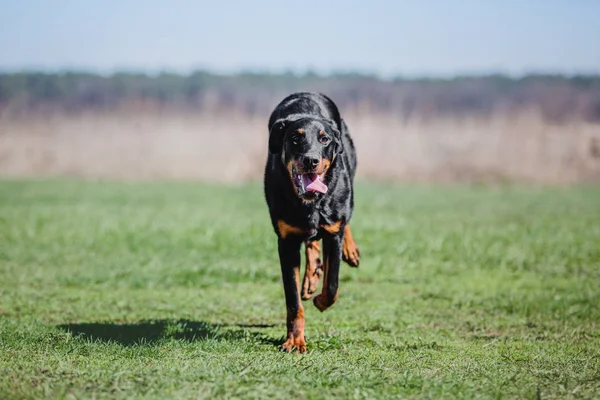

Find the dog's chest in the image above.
[
  {"left": 302, "top": 208, "right": 339, "bottom": 240},
  {"left": 277, "top": 198, "right": 343, "bottom": 241}
]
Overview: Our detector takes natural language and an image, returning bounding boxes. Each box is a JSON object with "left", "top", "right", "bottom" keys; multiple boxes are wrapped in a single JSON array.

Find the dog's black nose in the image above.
[{"left": 303, "top": 156, "right": 320, "bottom": 170}]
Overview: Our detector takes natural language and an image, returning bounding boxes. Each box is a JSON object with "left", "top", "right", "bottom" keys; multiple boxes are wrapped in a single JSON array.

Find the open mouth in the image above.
[{"left": 291, "top": 166, "right": 328, "bottom": 196}]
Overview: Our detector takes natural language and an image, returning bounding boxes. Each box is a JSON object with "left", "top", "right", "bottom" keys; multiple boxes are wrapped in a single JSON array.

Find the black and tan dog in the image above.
[{"left": 264, "top": 92, "right": 360, "bottom": 353}]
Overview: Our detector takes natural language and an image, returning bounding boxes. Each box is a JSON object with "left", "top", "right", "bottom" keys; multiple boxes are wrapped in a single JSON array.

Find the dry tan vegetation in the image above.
[{"left": 1, "top": 110, "right": 599, "bottom": 184}]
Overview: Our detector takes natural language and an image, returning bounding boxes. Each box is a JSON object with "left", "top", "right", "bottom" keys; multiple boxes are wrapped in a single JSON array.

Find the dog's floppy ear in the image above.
[
  {"left": 326, "top": 119, "right": 344, "bottom": 155},
  {"left": 268, "top": 118, "right": 287, "bottom": 154}
]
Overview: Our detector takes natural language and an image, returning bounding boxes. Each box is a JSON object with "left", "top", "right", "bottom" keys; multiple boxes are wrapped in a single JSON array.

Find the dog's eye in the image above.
[
  {"left": 289, "top": 134, "right": 300, "bottom": 145},
  {"left": 319, "top": 136, "right": 330, "bottom": 145}
]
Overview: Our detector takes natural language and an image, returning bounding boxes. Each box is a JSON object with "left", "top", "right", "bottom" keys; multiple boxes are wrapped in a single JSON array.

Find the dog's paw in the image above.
[
  {"left": 313, "top": 292, "right": 337, "bottom": 312},
  {"left": 301, "top": 290, "right": 314, "bottom": 301},
  {"left": 343, "top": 241, "right": 360, "bottom": 268},
  {"left": 281, "top": 336, "right": 307, "bottom": 354}
]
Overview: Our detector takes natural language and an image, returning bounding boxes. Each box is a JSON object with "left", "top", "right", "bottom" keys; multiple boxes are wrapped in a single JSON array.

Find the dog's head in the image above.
[{"left": 269, "top": 116, "right": 343, "bottom": 200}]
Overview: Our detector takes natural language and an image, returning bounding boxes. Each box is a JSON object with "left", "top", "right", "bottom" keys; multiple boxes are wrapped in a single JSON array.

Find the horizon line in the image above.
[{"left": 1, "top": 66, "right": 599, "bottom": 80}]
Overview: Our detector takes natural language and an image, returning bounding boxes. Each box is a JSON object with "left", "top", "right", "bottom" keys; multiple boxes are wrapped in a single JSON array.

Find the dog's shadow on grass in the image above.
[{"left": 57, "top": 319, "right": 281, "bottom": 347}]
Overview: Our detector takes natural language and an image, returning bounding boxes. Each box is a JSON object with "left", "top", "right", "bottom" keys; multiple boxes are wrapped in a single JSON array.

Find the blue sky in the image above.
[{"left": 1, "top": 0, "right": 599, "bottom": 77}]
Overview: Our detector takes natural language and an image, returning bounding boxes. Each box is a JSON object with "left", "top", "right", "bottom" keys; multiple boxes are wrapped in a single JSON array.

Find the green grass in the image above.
[{"left": 1, "top": 179, "right": 599, "bottom": 399}]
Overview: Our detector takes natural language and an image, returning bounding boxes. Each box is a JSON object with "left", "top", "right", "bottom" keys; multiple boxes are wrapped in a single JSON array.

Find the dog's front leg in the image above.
[
  {"left": 278, "top": 237, "right": 306, "bottom": 353},
  {"left": 313, "top": 231, "right": 343, "bottom": 312}
]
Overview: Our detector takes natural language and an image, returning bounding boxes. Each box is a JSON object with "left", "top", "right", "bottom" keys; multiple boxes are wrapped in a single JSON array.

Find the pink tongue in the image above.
[{"left": 302, "top": 173, "right": 328, "bottom": 194}]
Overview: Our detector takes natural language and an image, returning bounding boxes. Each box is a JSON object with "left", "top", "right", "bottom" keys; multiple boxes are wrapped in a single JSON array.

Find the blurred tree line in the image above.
[{"left": 1, "top": 71, "right": 599, "bottom": 123}]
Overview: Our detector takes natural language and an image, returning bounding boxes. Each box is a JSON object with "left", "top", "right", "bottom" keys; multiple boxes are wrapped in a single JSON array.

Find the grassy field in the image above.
[{"left": 1, "top": 179, "right": 599, "bottom": 399}]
